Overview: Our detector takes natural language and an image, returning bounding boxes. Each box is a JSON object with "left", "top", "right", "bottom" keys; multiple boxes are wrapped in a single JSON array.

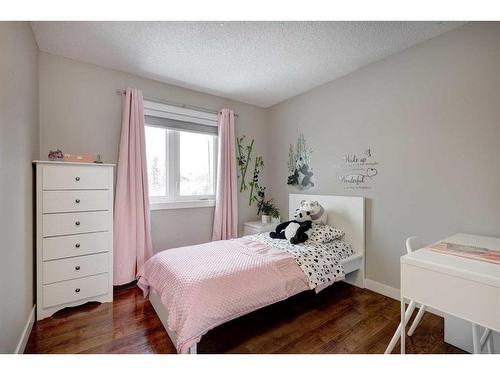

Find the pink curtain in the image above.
[
  {"left": 113, "top": 88, "right": 153, "bottom": 285},
  {"left": 212, "top": 109, "right": 238, "bottom": 240}
]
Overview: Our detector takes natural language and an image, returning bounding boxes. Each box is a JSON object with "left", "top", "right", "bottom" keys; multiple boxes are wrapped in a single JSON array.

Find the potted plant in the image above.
[{"left": 257, "top": 198, "right": 280, "bottom": 224}]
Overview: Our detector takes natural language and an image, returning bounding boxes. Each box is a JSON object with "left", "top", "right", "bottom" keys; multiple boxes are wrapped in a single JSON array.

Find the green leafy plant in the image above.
[
  {"left": 236, "top": 135, "right": 276, "bottom": 215},
  {"left": 248, "top": 156, "right": 264, "bottom": 206},
  {"left": 254, "top": 186, "right": 280, "bottom": 218},
  {"left": 257, "top": 198, "right": 280, "bottom": 219},
  {"left": 236, "top": 135, "right": 254, "bottom": 193}
]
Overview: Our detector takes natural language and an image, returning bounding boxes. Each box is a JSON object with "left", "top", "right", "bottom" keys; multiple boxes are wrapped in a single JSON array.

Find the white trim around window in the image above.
[
  {"left": 144, "top": 100, "right": 218, "bottom": 127},
  {"left": 144, "top": 100, "right": 218, "bottom": 211},
  {"left": 150, "top": 199, "right": 216, "bottom": 211}
]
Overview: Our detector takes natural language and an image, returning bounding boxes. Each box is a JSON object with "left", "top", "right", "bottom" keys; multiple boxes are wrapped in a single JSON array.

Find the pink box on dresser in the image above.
[{"left": 62, "top": 154, "right": 96, "bottom": 163}]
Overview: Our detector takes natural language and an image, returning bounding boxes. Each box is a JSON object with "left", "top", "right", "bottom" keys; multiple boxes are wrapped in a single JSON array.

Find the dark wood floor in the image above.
[{"left": 25, "top": 282, "right": 465, "bottom": 354}]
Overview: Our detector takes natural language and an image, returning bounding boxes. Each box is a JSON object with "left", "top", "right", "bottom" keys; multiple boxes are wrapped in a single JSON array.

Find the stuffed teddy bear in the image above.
[
  {"left": 269, "top": 208, "right": 313, "bottom": 245},
  {"left": 298, "top": 200, "right": 327, "bottom": 225}
]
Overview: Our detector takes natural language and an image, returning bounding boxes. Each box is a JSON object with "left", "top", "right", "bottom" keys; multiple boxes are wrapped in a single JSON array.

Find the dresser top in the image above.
[{"left": 33, "top": 160, "right": 116, "bottom": 167}]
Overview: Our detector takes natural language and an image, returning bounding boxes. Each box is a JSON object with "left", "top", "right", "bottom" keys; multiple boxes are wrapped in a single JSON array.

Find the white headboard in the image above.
[{"left": 289, "top": 194, "right": 365, "bottom": 258}]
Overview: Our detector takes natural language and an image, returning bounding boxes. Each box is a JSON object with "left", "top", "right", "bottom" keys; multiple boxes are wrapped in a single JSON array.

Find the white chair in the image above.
[
  {"left": 473, "top": 325, "right": 495, "bottom": 354},
  {"left": 384, "top": 236, "right": 428, "bottom": 354}
]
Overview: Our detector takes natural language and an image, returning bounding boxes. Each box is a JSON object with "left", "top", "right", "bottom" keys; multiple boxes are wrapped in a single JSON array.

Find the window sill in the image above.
[{"left": 150, "top": 199, "right": 216, "bottom": 211}]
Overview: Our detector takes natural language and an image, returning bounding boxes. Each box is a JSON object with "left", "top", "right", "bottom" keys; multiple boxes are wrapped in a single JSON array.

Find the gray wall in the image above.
[
  {"left": 0, "top": 22, "right": 39, "bottom": 353},
  {"left": 267, "top": 22, "right": 500, "bottom": 289},
  {"left": 38, "top": 52, "right": 270, "bottom": 253}
]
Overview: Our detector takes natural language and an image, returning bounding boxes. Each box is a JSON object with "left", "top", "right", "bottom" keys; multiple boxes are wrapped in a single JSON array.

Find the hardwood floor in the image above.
[{"left": 25, "top": 282, "right": 465, "bottom": 354}]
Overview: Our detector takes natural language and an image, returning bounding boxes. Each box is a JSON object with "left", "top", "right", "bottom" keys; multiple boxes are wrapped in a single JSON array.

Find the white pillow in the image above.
[{"left": 308, "top": 224, "right": 344, "bottom": 244}]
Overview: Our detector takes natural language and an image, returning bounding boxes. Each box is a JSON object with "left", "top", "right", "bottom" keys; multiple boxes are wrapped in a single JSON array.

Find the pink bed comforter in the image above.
[{"left": 137, "top": 237, "right": 309, "bottom": 353}]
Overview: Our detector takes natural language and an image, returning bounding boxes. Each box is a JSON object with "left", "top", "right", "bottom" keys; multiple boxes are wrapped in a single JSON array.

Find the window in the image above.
[{"left": 144, "top": 100, "right": 218, "bottom": 210}]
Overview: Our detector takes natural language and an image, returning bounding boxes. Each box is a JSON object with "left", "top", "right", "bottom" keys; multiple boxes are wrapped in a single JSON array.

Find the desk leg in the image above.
[
  {"left": 472, "top": 323, "right": 480, "bottom": 354},
  {"left": 400, "top": 292, "right": 406, "bottom": 354}
]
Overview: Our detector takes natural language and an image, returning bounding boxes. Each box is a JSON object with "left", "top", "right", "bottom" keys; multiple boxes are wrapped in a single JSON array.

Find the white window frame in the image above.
[{"left": 144, "top": 100, "right": 218, "bottom": 210}]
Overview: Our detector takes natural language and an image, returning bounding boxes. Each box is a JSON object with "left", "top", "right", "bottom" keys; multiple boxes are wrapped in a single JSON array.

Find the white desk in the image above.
[{"left": 400, "top": 233, "right": 500, "bottom": 354}]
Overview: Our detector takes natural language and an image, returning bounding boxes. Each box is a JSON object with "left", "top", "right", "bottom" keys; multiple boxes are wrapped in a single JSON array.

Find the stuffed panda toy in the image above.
[
  {"left": 269, "top": 208, "right": 313, "bottom": 244},
  {"left": 269, "top": 200, "right": 328, "bottom": 245},
  {"left": 298, "top": 200, "right": 327, "bottom": 225}
]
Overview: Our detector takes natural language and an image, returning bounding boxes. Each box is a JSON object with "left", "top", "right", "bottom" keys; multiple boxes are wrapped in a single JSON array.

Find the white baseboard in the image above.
[
  {"left": 365, "top": 279, "right": 443, "bottom": 317},
  {"left": 15, "top": 304, "right": 35, "bottom": 354},
  {"left": 365, "top": 278, "right": 400, "bottom": 300}
]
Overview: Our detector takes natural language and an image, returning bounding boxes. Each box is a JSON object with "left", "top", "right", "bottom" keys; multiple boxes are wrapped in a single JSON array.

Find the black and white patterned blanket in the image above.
[{"left": 245, "top": 233, "right": 354, "bottom": 289}]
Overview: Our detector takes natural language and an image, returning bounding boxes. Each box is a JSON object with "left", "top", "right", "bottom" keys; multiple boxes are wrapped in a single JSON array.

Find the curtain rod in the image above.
[{"left": 115, "top": 89, "right": 239, "bottom": 117}]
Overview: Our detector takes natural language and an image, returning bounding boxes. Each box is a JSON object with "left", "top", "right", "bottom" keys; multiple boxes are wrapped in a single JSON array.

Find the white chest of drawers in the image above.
[{"left": 34, "top": 161, "right": 115, "bottom": 320}]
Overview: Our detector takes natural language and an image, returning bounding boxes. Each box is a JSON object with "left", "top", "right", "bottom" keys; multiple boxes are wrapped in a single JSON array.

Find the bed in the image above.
[{"left": 138, "top": 194, "right": 365, "bottom": 353}]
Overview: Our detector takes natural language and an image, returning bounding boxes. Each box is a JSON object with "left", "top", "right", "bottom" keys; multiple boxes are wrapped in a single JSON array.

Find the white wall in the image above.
[
  {"left": 267, "top": 22, "right": 500, "bottom": 289},
  {"left": 38, "top": 52, "right": 271, "bottom": 253},
  {"left": 0, "top": 22, "right": 39, "bottom": 353}
]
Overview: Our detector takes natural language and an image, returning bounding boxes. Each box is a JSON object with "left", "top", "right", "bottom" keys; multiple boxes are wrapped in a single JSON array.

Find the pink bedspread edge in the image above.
[{"left": 137, "top": 237, "right": 310, "bottom": 353}]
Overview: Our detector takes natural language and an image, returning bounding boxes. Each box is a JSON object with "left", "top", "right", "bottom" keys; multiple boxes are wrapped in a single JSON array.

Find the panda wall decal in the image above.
[{"left": 287, "top": 133, "right": 315, "bottom": 190}]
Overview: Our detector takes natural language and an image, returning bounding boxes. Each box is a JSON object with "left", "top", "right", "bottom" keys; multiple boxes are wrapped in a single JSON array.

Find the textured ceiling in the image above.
[{"left": 31, "top": 21, "right": 464, "bottom": 107}]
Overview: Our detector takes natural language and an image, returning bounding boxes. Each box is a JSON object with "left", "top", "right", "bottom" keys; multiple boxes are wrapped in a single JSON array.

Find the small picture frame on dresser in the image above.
[{"left": 33, "top": 160, "right": 115, "bottom": 320}]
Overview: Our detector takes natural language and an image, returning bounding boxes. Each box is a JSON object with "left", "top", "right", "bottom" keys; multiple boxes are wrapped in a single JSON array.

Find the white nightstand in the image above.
[{"left": 243, "top": 221, "right": 279, "bottom": 236}]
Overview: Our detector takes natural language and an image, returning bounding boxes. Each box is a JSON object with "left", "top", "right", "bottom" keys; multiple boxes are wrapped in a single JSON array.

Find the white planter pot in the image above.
[{"left": 261, "top": 215, "right": 271, "bottom": 224}]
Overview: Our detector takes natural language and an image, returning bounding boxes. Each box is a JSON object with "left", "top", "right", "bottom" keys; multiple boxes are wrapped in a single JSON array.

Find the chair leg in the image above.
[
  {"left": 487, "top": 335, "right": 495, "bottom": 354},
  {"left": 480, "top": 328, "right": 493, "bottom": 354},
  {"left": 384, "top": 300, "right": 416, "bottom": 354},
  {"left": 408, "top": 304, "right": 426, "bottom": 336}
]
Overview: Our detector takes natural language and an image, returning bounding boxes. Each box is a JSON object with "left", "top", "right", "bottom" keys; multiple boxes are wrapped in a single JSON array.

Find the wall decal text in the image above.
[{"left": 334, "top": 148, "right": 379, "bottom": 190}]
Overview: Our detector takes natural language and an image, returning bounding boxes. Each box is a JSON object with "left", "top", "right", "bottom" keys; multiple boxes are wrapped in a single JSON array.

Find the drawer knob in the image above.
[
  {"left": 75, "top": 243, "right": 80, "bottom": 248},
  {"left": 75, "top": 221, "right": 80, "bottom": 226},
  {"left": 75, "top": 199, "right": 81, "bottom": 204},
  {"left": 75, "top": 266, "right": 80, "bottom": 271},
  {"left": 75, "top": 288, "right": 81, "bottom": 293},
  {"left": 75, "top": 177, "right": 80, "bottom": 181}
]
